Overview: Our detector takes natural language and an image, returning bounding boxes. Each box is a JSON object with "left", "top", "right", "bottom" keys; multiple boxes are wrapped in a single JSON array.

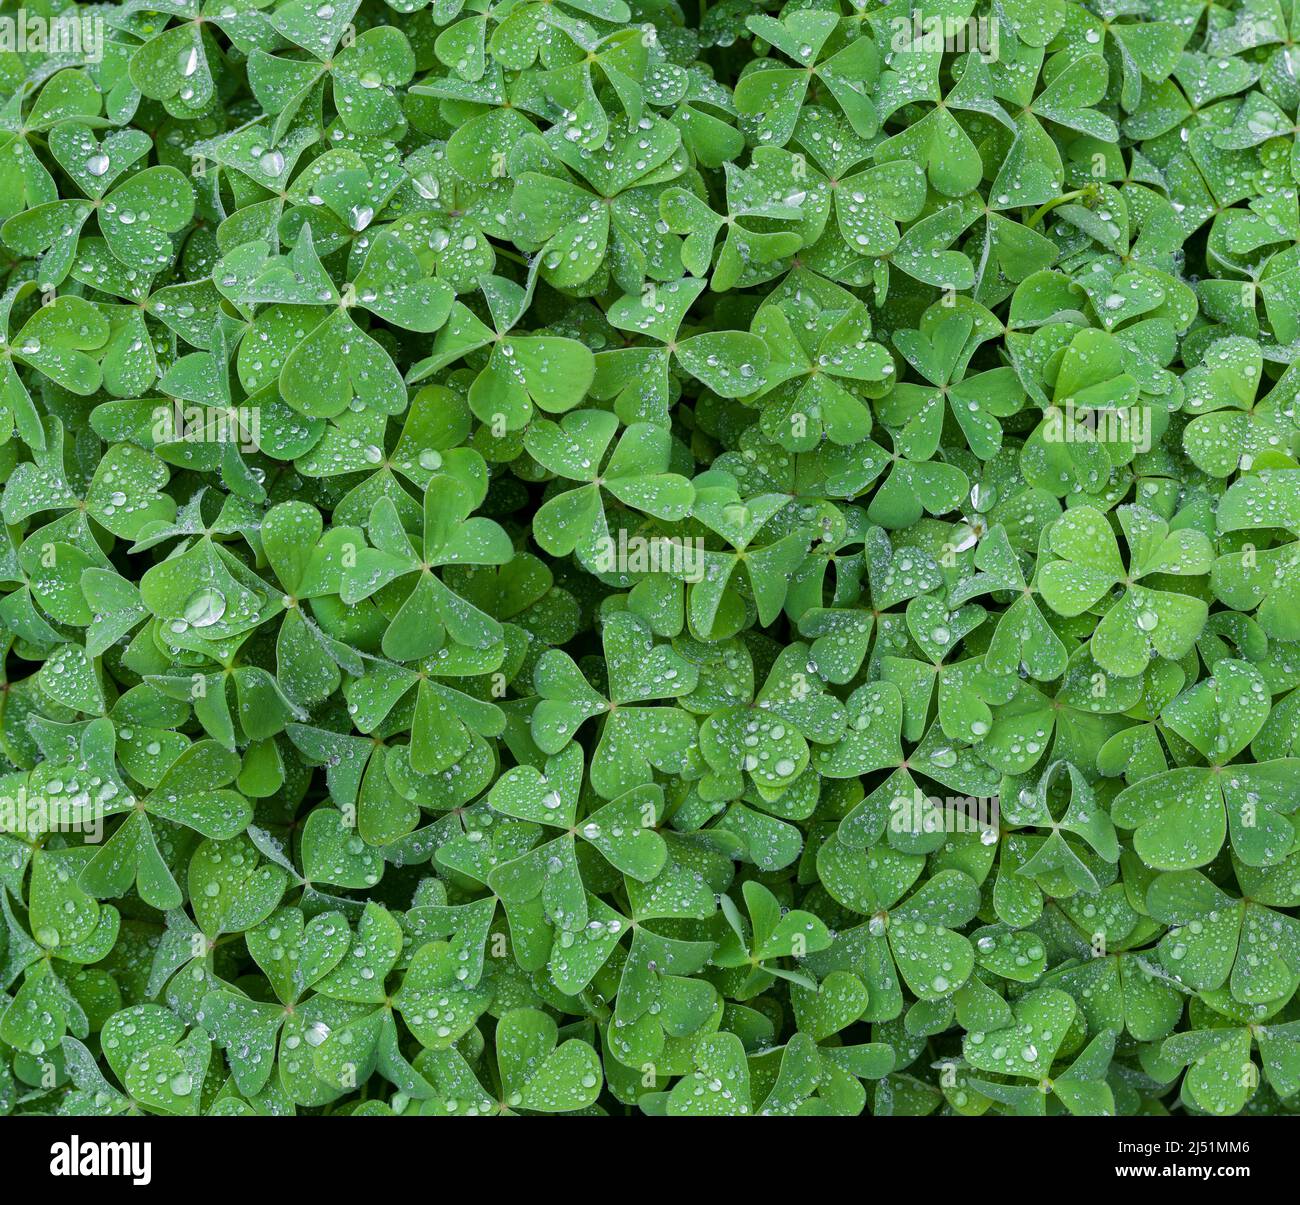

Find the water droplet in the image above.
[{"left": 183, "top": 587, "right": 227, "bottom": 628}]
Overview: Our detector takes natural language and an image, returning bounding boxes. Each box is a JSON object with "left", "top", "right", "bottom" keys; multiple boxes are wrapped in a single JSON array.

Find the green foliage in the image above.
[{"left": 0, "top": 0, "right": 1298, "bottom": 1119}]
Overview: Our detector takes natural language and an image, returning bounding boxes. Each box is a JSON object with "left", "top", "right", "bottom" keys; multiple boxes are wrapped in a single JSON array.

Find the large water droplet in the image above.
[{"left": 183, "top": 587, "right": 227, "bottom": 628}]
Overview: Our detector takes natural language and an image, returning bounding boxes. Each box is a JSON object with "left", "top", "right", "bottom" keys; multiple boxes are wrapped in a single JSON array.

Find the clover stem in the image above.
[
  {"left": 1025, "top": 187, "right": 1096, "bottom": 229},
  {"left": 492, "top": 244, "right": 531, "bottom": 267}
]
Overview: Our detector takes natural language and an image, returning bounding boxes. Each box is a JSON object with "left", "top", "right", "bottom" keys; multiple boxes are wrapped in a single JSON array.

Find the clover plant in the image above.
[{"left": 0, "top": 0, "right": 1298, "bottom": 1121}]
